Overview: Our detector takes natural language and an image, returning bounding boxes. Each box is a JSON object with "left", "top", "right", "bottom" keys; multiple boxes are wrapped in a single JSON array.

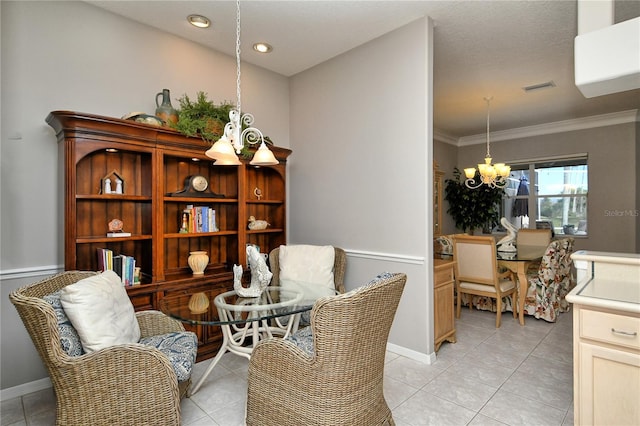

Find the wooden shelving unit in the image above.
[{"left": 48, "top": 110, "right": 291, "bottom": 360}]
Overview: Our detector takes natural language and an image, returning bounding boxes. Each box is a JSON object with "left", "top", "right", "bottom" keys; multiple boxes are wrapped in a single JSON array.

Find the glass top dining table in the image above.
[
  {"left": 160, "top": 284, "right": 338, "bottom": 395},
  {"left": 159, "top": 286, "right": 322, "bottom": 326}
]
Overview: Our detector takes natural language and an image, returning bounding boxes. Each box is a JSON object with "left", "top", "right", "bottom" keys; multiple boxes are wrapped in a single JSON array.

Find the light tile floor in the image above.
[{"left": 2, "top": 308, "right": 574, "bottom": 425}]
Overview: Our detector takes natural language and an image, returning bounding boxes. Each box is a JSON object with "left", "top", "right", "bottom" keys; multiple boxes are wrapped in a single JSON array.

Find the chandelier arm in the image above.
[
  {"left": 241, "top": 126, "right": 265, "bottom": 147},
  {"left": 464, "top": 178, "right": 484, "bottom": 190}
]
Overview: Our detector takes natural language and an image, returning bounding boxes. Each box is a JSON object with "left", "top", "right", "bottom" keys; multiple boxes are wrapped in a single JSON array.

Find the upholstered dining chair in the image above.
[
  {"left": 269, "top": 245, "right": 347, "bottom": 293},
  {"left": 522, "top": 237, "right": 575, "bottom": 322},
  {"left": 453, "top": 235, "right": 518, "bottom": 328},
  {"left": 517, "top": 228, "right": 552, "bottom": 248},
  {"left": 246, "top": 272, "right": 406, "bottom": 426},
  {"left": 9, "top": 271, "right": 195, "bottom": 426}
]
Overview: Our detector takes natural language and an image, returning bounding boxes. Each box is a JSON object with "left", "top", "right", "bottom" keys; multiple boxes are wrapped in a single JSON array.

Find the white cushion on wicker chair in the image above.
[
  {"left": 279, "top": 244, "right": 335, "bottom": 293},
  {"left": 140, "top": 332, "right": 198, "bottom": 382},
  {"left": 60, "top": 270, "right": 140, "bottom": 353}
]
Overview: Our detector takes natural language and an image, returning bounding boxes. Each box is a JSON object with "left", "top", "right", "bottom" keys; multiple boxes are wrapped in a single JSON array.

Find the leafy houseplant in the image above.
[
  {"left": 170, "top": 92, "right": 235, "bottom": 143},
  {"left": 444, "top": 167, "right": 505, "bottom": 234}
]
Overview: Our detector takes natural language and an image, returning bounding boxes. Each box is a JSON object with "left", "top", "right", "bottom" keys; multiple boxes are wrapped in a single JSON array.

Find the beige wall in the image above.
[
  {"left": 289, "top": 17, "right": 436, "bottom": 358},
  {"left": 455, "top": 122, "right": 638, "bottom": 253},
  {"left": 1, "top": 0, "right": 290, "bottom": 392}
]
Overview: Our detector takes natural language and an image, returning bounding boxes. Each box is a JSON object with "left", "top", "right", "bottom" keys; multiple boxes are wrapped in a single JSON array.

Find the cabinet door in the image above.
[
  {"left": 578, "top": 342, "right": 640, "bottom": 425},
  {"left": 434, "top": 279, "right": 455, "bottom": 344},
  {"left": 163, "top": 281, "right": 230, "bottom": 361}
]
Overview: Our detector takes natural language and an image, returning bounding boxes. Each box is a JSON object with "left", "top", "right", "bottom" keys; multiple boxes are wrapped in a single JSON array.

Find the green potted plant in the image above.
[
  {"left": 444, "top": 167, "right": 505, "bottom": 234},
  {"left": 170, "top": 92, "right": 235, "bottom": 143}
]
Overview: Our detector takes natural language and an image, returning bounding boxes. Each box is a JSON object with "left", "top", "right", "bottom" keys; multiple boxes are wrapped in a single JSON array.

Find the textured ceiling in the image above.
[{"left": 88, "top": 0, "right": 640, "bottom": 139}]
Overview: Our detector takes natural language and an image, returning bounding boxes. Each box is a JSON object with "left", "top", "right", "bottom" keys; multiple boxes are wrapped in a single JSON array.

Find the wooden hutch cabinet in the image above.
[{"left": 47, "top": 111, "right": 291, "bottom": 360}]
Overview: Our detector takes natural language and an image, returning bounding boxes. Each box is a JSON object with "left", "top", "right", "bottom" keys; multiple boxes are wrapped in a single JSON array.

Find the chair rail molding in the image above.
[
  {"left": 0, "top": 265, "right": 63, "bottom": 282},
  {"left": 344, "top": 249, "right": 424, "bottom": 265}
]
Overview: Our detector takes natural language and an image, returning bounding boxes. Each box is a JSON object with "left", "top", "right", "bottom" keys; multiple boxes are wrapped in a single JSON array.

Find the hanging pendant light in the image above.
[
  {"left": 205, "top": 0, "right": 278, "bottom": 166},
  {"left": 464, "top": 97, "right": 510, "bottom": 189}
]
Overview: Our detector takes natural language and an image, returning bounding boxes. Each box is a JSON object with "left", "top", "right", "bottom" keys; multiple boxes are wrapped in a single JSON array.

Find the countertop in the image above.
[{"left": 567, "top": 250, "right": 640, "bottom": 314}]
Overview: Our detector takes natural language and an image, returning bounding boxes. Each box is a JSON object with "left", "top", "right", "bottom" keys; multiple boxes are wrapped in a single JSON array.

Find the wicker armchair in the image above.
[
  {"left": 269, "top": 245, "right": 347, "bottom": 293},
  {"left": 9, "top": 271, "right": 189, "bottom": 426},
  {"left": 246, "top": 272, "right": 407, "bottom": 426}
]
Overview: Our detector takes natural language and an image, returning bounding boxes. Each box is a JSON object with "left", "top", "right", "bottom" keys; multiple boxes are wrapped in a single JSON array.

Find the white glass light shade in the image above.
[
  {"left": 249, "top": 143, "right": 278, "bottom": 166},
  {"left": 205, "top": 136, "right": 241, "bottom": 164},
  {"left": 495, "top": 163, "right": 511, "bottom": 177},
  {"left": 214, "top": 156, "right": 242, "bottom": 166},
  {"left": 464, "top": 168, "right": 476, "bottom": 179}
]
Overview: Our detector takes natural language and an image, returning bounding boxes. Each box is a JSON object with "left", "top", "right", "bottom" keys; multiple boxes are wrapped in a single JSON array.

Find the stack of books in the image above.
[{"left": 97, "top": 248, "right": 137, "bottom": 286}]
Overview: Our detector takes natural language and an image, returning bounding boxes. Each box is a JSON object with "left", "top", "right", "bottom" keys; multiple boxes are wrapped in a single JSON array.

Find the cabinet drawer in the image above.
[
  {"left": 580, "top": 309, "right": 640, "bottom": 350},
  {"left": 434, "top": 266, "right": 453, "bottom": 286}
]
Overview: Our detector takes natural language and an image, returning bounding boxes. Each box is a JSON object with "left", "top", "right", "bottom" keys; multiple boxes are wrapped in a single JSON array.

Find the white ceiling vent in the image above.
[{"left": 523, "top": 81, "right": 556, "bottom": 92}]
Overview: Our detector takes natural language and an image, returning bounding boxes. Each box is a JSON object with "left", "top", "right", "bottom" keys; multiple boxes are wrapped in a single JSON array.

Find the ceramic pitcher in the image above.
[{"left": 155, "top": 89, "right": 178, "bottom": 125}]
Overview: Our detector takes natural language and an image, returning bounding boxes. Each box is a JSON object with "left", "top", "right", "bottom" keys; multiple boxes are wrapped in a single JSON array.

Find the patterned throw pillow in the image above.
[
  {"left": 140, "top": 332, "right": 198, "bottom": 382},
  {"left": 284, "top": 326, "right": 314, "bottom": 357},
  {"left": 366, "top": 271, "right": 398, "bottom": 286},
  {"left": 42, "top": 291, "right": 85, "bottom": 357}
]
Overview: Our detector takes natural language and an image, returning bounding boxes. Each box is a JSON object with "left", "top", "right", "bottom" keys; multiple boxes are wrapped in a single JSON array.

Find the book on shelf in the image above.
[
  {"left": 181, "top": 205, "right": 218, "bottom": 233},
  {"left": 96, "top": 248, "right": 136, "bottom": 286},
  {"left": 107, "top": 231, "right": 131, "bottom": 237}
]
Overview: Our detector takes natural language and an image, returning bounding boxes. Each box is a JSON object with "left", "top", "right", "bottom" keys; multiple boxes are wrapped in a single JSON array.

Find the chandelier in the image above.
[
  {"left": 464, "top": 97, "right": 510, "bottom": 189},
  {"left": 205, "top": 0, "right": 278, "bottom": 166}
]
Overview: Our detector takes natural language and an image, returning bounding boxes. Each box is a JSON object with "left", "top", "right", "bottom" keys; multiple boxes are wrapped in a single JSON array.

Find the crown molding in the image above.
[
  {"left": 456, "top": 109, "right": 638, "bottom": 147},
  {"left": 433, "top": 129, "right": 458, "bottom": 146}
]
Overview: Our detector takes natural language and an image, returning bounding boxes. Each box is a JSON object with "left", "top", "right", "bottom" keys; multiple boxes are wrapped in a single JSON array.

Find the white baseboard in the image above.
[
  {"left": 387, "top": 342, "right": 436, "bottom": 365},
  {"left": 1, "top": 377, "right": 52, "bottom": 402}
]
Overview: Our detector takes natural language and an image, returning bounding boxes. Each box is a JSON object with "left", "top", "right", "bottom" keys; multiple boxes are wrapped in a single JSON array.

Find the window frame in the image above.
[{"left": 502, "top": 155, "right": 588, "bottom": 237}]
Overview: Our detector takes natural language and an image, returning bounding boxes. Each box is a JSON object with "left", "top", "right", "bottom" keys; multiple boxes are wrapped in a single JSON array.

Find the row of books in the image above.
[
  {"left": 180, "top": 205, "right": 218, "bottom": 233},
  {"left": 97, "top": 248, "right": 138, "bottom": 286}
]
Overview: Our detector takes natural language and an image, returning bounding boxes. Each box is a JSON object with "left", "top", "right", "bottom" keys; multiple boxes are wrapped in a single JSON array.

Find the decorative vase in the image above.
[
  {"left": 155, "top": 89, "right": 178, "bottom": 126},
  {"left": 188, "top": 251, "right": 208, "bottom": 275},
  {"left": 188, "top": 292, "right": 210, "bottom": 314}
]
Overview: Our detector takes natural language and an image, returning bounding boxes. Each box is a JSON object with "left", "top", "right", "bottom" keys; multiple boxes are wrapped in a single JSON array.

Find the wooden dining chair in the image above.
[
  {"left": 517, "top": 228, "right": 552, "bottom": 248},
  {"left": 453, "top": 235, "right": 518, "bottom": 328}
]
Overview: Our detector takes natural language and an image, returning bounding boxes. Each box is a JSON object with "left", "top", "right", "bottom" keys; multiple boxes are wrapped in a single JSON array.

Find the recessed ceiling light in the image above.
[
  {"left": 253, "top": 43, "right": 273, "bottom": 53},
  {"left": 522, "top": 81, "right": 556, "bottom": 92},
  {"left": 188, "top": 14, "right": 210, "bottom": 29}
]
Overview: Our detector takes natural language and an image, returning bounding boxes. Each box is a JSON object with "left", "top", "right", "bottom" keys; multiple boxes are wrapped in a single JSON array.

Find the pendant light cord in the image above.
[
  {"left": 485, "top": 96, "right": 492, "bottom": 158},
  {"left": 235, "top": 0, "right": 242, "bottom": 115}
]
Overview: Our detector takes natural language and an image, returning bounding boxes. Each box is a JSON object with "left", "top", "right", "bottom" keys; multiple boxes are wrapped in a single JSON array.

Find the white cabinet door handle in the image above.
[{"left": 611, "top": 328, "right": 638, "bottom": 337}]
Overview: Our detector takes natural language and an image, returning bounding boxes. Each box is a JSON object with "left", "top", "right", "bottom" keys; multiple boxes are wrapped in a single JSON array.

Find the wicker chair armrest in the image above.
[
  {"left": 136, "top": 310, "right": 186, "bottom": 338},
  {"left": 53, "top": 344, "right": 180, "bottom": 425},
  {"left": 253, "top": 337, "right": 314, "bottom": 361},
  {"left": 248, "top": 338, "right": 317, "bottom": 406}
]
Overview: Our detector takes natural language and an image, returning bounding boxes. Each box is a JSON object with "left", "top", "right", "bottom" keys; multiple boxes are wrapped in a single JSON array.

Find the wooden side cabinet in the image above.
[
  {"left": 47, "top": 111, "right": 291, "bottom": 361},
  {"left": 572, "top": 306, "right": 640, "bottom": 425},
  {"left": 567, "top": 251, "right": 640, "bottom": 426},
  {"left": 434, "top": 258, "right": 456, "bottom": 351}
]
